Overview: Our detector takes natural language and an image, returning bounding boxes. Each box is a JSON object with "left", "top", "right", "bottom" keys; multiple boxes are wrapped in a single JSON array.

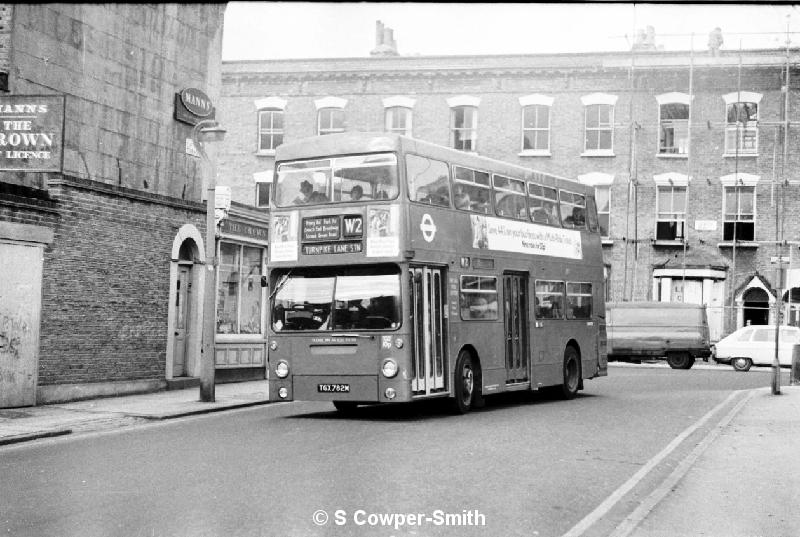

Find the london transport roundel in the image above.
[{"left": 420, "top": 213, "right": 437, "bottom": 242}]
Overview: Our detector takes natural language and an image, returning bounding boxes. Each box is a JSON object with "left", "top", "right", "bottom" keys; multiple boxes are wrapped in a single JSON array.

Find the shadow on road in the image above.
[{"left": 282, "top": 389, "right": 597, "bottom": 422}]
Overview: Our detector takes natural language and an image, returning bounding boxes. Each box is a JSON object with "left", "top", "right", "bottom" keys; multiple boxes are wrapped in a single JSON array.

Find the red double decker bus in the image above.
[{"left": 267, "top": 133, "right": 607, "bottom": 413}]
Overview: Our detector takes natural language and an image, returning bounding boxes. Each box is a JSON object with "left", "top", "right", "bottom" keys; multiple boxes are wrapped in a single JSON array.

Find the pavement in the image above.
[{"left": 1, "top": 367, "right": 798, "bottom": 537}]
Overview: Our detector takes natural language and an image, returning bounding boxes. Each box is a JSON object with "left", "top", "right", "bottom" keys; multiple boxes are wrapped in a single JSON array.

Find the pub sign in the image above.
[
  {"left": 174, "top": 87, "right": 216, "bottom": 126},
  {"left": 0, "top": 94, "right": 65, "bottom": 172}
]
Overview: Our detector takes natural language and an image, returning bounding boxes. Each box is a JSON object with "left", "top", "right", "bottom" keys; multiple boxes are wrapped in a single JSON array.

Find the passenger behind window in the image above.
[
  {"left": 350, "top": 185, "right": 363, "bottom": 201},
  {"left": 454, "top": 185, "right": 471, "bottom": 210}
]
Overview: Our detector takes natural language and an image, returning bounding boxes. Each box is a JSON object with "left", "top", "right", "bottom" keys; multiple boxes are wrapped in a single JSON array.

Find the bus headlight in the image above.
[
  {"left": 381, "top": 358, "right": 398, "bottom": 378},
  {"left": 275, "top": 360, "right": 290, "bottom": 378}
]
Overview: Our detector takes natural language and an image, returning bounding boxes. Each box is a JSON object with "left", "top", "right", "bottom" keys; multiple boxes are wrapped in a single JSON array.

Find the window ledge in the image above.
[
  {"left": 581, "top": 150, "right": 615, "bottom": 158},
  {"left": 717, "top": 241, "right": 759, "bottom": 249},
  {"left": 722, "top": 152, "right": 758, "bottom": 158},
  {"left": 656, "top": 153, "right": 689, "bottom": 159},
  {"left": 518, "top": 150, "right": 551, "bottom": 157},
  {"left": 653, "top": 239, "right": 687, "bottom": 247},
  {"left": 255, "top": 150, "right": 276, "bottom": 157}
]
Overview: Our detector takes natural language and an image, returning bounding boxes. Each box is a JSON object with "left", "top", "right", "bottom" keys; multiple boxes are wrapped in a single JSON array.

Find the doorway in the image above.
[
  {"left": 743, "top": 287, "right": 769, "bottom": 326},
  {"left": 409, "top": 266, "right": 447, "bottom": 395},
  {"left": 503, "top": 273, "right": 529, "bottom": 384}
]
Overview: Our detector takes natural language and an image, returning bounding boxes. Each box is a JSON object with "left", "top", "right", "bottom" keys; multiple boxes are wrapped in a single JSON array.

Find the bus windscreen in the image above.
[
  {"left": 275, "top": 153, "right": 399, "bottom": 207},
  {"left": 271, "top": 266, "right": 402, "bottom": 331}
]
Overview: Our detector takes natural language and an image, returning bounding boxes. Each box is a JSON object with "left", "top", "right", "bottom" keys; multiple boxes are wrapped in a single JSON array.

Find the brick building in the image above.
[
  {"left": 0, "top": 4, "right": 269, "bottom": 408},
  {"left": 217, "top": 27, "right": 800, "bottom": 344}
]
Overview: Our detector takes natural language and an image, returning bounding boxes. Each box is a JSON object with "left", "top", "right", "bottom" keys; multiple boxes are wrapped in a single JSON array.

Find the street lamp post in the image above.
[{"left": 191, "top": 119, "right": 227, "bottom": 402}]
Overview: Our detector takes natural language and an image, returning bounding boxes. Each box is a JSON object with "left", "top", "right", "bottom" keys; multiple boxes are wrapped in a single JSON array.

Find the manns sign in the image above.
[{"left": 0, "top": 95, "right": 65, "bottom": 172}]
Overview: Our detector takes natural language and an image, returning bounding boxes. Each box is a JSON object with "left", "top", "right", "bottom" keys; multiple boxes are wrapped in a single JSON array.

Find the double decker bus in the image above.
[{"left": 267, "top": 133, "right": 607, "bottom": 413}]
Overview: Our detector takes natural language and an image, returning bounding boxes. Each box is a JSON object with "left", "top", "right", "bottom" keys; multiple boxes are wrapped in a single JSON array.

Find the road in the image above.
[{"left": 0, "top": 366, "right": 772, "bottom": 537}]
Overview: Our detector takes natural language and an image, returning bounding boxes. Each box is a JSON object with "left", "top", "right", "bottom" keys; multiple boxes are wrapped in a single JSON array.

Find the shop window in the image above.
[
  {"left": 460, "top": 275, "right": 498, "bottom": 320},
  {"left": 217, "top": 243, "right": 265, "bottom": 335}
]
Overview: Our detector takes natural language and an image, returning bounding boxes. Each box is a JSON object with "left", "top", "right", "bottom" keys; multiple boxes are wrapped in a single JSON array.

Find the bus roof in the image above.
[{"left": 274, "top": 132, "right": 588, "bottom": 195}]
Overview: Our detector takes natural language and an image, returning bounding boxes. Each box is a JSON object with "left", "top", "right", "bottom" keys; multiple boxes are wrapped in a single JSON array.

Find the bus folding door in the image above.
[
  {"left": 503, "top": 273, "right": 529, "bottom": 384},
  {"left": 410, "top": 266, "right": 447, "bottom": 395}
]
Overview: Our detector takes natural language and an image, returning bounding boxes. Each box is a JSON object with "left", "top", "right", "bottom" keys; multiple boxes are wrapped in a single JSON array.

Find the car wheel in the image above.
[
  {"left": 731, "top": 357, "right": 753, "bottom": 372},
  {"left": 558, "top": 346, "right": 581, "bottom": 400},
  {"left": 666, "top": 352, "right": 694, "bottom": 370},
  {"left": 451, "top": 350, "right": 476, "bottom": 414}
]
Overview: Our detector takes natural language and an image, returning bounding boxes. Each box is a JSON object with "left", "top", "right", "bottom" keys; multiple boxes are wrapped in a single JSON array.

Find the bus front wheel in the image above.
[
  {"left": 451, "top": 351, "right": 476, "bottom": 414},
  {"left": 558, "top": 346, "right": 581, "bottom": 400}
]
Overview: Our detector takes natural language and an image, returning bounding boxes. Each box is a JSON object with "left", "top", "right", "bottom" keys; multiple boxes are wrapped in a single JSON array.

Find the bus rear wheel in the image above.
[
  {"left": 451, "top": 350, "right": 476, "bottom": 414},
  {"left": 558, "top": 346, "right": 581, "bottom": 400}
]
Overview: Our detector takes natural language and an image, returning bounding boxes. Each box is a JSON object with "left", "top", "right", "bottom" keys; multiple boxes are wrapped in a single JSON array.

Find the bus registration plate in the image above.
[{"left": 317, "top": 383, "right": 350, "bottom": 393}]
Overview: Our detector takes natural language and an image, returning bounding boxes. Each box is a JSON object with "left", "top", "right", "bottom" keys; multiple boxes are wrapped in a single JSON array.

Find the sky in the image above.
[{"left": 222, "top": 2, "right": 800, "bottom": 61}]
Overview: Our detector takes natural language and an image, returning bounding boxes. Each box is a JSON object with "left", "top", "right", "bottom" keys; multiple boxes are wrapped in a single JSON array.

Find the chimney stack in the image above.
[{"left": 370, "top": 20, "right": 399, "bottom": 56}]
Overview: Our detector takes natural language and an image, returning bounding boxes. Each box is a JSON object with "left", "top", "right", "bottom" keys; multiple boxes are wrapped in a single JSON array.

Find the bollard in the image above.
[{"left": 791, "top": 344, "right": 800, "bottom": 386}]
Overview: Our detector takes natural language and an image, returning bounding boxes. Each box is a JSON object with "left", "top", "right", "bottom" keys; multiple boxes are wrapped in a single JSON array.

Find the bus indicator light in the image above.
[
  {"left": 384, "top": 388, "right": 397, "bottom": 400},
  {"left": 278, "top": 387, "right": 289, "bottom": 399},
  {"left": 394, "top": 337, "right": 404, "bottom": 349}
]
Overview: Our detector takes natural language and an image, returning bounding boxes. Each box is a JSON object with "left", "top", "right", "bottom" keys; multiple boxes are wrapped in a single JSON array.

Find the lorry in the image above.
[{"left": 606, "top": 301, "right": 712, "bottom": 369}]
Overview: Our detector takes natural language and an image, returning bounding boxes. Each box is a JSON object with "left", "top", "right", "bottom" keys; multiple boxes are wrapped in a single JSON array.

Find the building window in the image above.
[
  {"left": 385, "top": 106, "right": 412, "bottom": 136},
  {"left": 522, "top": 105, "right": 550, "bottom": 152},
  {"left": 581, "top": 94, "right": 617, "bottom": 155},
  {"left": 657, "top": 93, "right": 691, "bottom": 155},
  {"left": 217, "top": 243, "right": 265, "bottom": 335},
  {"left": 383, "top": 97, "right": 415, "bottom": 137},
  {"left": 318, "top": 108, "right": 345, "bottom": 135},
  {"left": 254, "top": 170, "right": 272, "bottom": 208},
  {"left": 577, "top": 172, "right": 614, "bottom": 239},
  {"left": 257, "top": 109, "right": 283, "bottom": 152},
  {"left": 724, "top": 92, "right": 760, "bottom": 156},
  {"left": 723, "top": 185, "right": 755, "bottom": 241},
  {"left": 254, "top": 97, "right": 286, "bottom": 154},
  {"left": 595, "top": 186, "right": 610, "bottom": 238},
  {"left": 519, "top": 94, "right": 553, "bottom": 155},
  {"left": 450, "top": 106, "right": 477, "bottom": 151},
  {"left": 585, "top": 104, "right": 613, "bottom": 152},
  {"left": 448, "top": 96, "right": 479, "bottom": 152},
  {"left": 656, "top": 185, "right": 687, "bottom": 240}
]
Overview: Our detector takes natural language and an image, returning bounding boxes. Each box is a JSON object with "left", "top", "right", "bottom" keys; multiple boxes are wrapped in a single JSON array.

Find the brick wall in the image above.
[{"left": 38, "top": 177, "right": 204, "bottom": 386}]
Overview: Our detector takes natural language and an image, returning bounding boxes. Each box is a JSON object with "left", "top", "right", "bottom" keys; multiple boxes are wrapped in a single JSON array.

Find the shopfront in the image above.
[{"left": 214, "top": 215, "right": 269, "bottom": 381}]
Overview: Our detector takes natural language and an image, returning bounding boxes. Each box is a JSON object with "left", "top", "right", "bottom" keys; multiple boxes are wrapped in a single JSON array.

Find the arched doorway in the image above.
[
  {"left": 166, "top": 224, "right": 206, "bottom": 380},
  {"left": 743, "top": 287, "right": 769, "bottom": 326},
  {"left": 173, "top": 239, "right": 200, "bottom": 376}
]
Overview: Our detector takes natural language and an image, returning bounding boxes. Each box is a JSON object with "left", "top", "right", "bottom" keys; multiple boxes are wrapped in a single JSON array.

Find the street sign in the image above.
[{"left": 770, "top": 256, "right": 791, "bottom": 265}]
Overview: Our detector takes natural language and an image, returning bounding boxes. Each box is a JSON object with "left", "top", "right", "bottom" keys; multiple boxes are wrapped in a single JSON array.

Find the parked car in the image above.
[
  {"left": 606, "top": 301, "right": 712, "bottom": 369},
  {"left": 712, "top": 325, "right": 800, "bottom": 371}
]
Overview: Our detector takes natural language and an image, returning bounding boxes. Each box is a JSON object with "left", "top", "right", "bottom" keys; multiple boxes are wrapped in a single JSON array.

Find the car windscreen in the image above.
[{"left": 271, "top": 265, "right": 401, "bottom": 331}]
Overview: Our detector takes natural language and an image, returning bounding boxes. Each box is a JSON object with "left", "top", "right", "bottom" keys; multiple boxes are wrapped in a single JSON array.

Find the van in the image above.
[{"left": 606, "top": 301, "right": 712, "bottom": 369}]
